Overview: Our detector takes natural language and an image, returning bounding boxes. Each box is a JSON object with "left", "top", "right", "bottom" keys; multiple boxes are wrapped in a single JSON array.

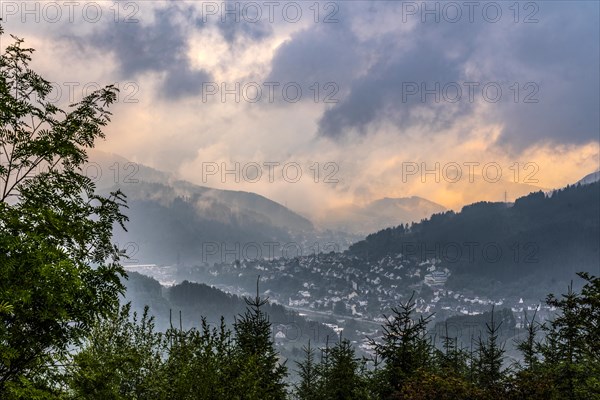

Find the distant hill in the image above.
[
  {"left": 88, "top": 151, "right": 338, "bottom": 265},
  {"left": 431, "top": 308, "right": 518, "bottom": 347},
  {"left": 576, "top": 170, "right": 600, "bottom": 186},
  {"left": 122, "top": 271, "right": 338, "bottom": 365},
  {"left": 109, "top": 182, "right": 314, "bottom": 265},
  {"left": 318, "top": 196, "right": 446, "bottom": 235},
  {"left": 123, "top": 271, "right": 333, "bottom": 330},
  {"left": 348, "top": 182, "right": 600, "bottom": 285}
]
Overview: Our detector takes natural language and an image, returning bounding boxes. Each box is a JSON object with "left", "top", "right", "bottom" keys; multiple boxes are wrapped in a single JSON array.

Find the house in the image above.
[{"left": 424, "top": 270, "right": 449, "bottom": 286}]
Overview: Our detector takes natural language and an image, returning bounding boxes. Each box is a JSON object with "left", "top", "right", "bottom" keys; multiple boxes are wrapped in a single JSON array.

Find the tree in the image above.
[
  {"left": 319, "top": 336, "right": 369, "bottom": 400},
  {"left": 368, "top": 293, "right": 433, "bottom": 397},
  {"left": 294, "top": 341, "right": 320, "bottom": 400},
  {"left": 232, "top": 279, "right": 288, "bottom": 399},
  {"left": 474, "top": 305, "right": 507, "bottom": 396},
  {"left": 574, "top": 272, "right": 600, "bottom": 360},
  {"left": 393, "top": 368, "right": 482, "bottom": 400},
  {"left": 539, "top": 274, "right": 600, "bottom": 399},
  {"left": 0, "top": 26, "right": 127, "bottom": 396},
  {"left": 162, "top": 316, "right": 237, "bottom": 400},
  {"left": 69, "top": 304, "right": 166, "bottom": 399},
  {"left": 434, "top": 322, "right": 469, "bottom": 375},
  {"left": 392, "top": 322, "right": 479, "bottom": 400},
  {"left": 506, "top": 310, "right": 557, "bottom": 399},
  {"left": 515, "top": 310, "right": 541, "bottom": 371}
]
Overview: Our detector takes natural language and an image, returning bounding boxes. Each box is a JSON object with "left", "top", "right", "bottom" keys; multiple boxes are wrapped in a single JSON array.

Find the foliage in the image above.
[
  {"left": 69, "top": 287, "right": 291, "bottom": 400},
  {"left": 69, "top": 304, "right": 165, "bottom": 399},
  {"left": 294, "top": 342, "right": 320, "bottom": 400},
  {"left": 162, "top": 317, "right": 236, "bottom": 400},
  {"left": 0, "top": 26, "right": 127, "bottom": 397},
  {"left": 368, "top": 293, "right": 433, "bottom": 397},
  {"left": 536, "top": 273, "right": 600, "bottom": 399},
  {"left": 473, "top": 305, "right": 507, "bottom": 395},
  {"left": 349, "top": 182, "right": 600, "bottom": 288},
  {"left": 392, "top": 369, "right": 482, "bottom": 400},
  {"left": 232, "top": 281, "right": 288, "bottom": 399}
]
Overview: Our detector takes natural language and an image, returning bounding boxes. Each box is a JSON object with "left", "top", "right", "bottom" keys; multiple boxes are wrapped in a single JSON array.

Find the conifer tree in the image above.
[
  {"left": 435, "top": 322, "right": 469, "bottom": 375},
  {"left": 319, "top": 335, "right": 365, "bottom": 400},
  {"left": 539, "top": 274, "right": 600, "bottom": 399},
  {"left": 508, "top": 310, "right": 556, "bottom": 399},
  {"left": 233, "top": 278, "right": 288, "bottom": 400},
  {"left": 163, "top": 316, "right": 236, "bottom": 400},
  {"left": 294, "top": 341, "right": 320, "bottom": 400},
  {"left": 514, "top": 310, "right": 543, "bottom": 373},
  {"left": 368, "top": 293, "right": 433, "bottom": 397},
  {"left": 474, "top": 305, "right": 507, "bottom": 395}
]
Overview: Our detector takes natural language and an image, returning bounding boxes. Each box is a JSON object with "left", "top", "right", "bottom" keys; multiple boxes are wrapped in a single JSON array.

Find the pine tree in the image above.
[
  {"left": 435, "top": 322, "right": 469, "bottom": 375},
  {"left": 163, "top": 316, "right": 236, "bottom": 400},
  {"left": 368, "top": 292, "right": 433, "bottom": 397},
  {"left": 516, "top": 310, "right": 542, "bottom": 371},
  {"left": 474, "top": 305, "right": 507, "bottom": 396},
  {"left": 233, "top": 278, "right": 288, "bottom": 400},
  {"left": 294, "top": 341, "right": 320, "bottom": 400},
  {"left": 575, "top": 272, "right": 600, "bottom": 360},
  {"left": 539, "top": 274, "right": 600, "bottom": 399},
  {"left": 508, "top": 310, "right": 556, "bottom": 399},
  {"left": 319, "top": 335, "right": 365, "bottom": 400}
]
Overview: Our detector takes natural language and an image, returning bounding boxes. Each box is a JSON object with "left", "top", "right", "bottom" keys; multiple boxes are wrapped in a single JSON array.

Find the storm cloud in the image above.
[
  {"left": 261, "top": 1, "right": 600, "bottom": 151},
  {"left": 73, "top": 4, "right": 212, "bottom": 99}
]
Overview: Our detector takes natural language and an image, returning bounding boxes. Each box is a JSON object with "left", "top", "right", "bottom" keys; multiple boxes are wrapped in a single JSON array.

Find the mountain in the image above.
[
  {"left": 88, "top": 151, "right": 325, "bottom": 265},
  {"left": 317, "top": 171, "right": 547, "bottom": 234},
  {"left": 348, "top": 182, "right": 600, "bottom": 286},
  {"left": 122, "top": 271, "right": 338, "bottom": 368},
  {"left": 318, "top": 196, "right": 447, "bottom": 235},
  {"left": 90, "top": 150, "right": 312, "bottom": 229},
  {"left": 123, "top": 271, "right": 335, "bottom": 333},
  {"left": 576, "top": 170, "right": 600, "bottom": 186}
]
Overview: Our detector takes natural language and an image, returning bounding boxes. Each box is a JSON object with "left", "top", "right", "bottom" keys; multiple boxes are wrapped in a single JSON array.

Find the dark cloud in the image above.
[
  {"left": 83, "top": 4, "right": 211, "bottom": 100},
  {"left": 162, "top": 62, "right": 211, "bottom": 99},
  {"left": 267, "top": 5, "right": 360, "bottom": 86},
  {"left": 262, "top": 1, "right": 599, "bottom": 151},
  {"left": 59, "top": 0, "right": 598, "bottom": 148},
  {"left": 216, "top": 0, "right": 273, "bottom": 44},
  {"left": 488, "top": 1, "right": 600, "bottom": 150},
  {"left": 314, "top": 8, "right": 482, "bottom": 137},
  {"left": 76, "top": 1, "right": 277, "bottom": 99}
]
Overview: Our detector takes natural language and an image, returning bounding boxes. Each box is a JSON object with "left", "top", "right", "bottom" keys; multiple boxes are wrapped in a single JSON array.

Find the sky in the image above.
[{"left": 1, "top": 0, "right": 599, "bottom": 219}]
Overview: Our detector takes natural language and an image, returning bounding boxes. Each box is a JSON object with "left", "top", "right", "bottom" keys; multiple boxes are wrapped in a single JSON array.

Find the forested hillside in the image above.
[
  {"left": 349, "top": 183, "right": 600, "bottom": 284},
  {"left": 125, "top": 272, "right": 335, "bottom": 334}
]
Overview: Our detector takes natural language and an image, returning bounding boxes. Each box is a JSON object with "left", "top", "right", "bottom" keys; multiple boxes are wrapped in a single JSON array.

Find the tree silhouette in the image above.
[
  {"left": 294, "top": 341, "right": 320, "bottom": 400},
  {"left": 233, "top": 277, "right": 288, "bottom": 399},
  {"left": 368, "top": 292, "right": 433, "bottom": 397}
]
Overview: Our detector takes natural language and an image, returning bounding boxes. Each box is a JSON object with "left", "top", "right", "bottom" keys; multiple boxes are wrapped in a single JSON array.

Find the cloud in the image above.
[
  {"left": 259, "top": 1, "right": 600, "bottom": 152},
  {"left": 78, "top": 3, "right": 211, "bottom": 100},
  {"left": 485, "top": 1, "right": 600, "bottom": 151},
  {"left": 7, "top": 0, "right": 597, "bottom": 218},
  {"left": 216, "top": 0, "right": 274, "bottom": 44},
  {"left": 267, "top": 17, "right": 364, "bottom": 87},
  {"left": 316, "top": 37, "right": 471, "bottom": 137}
]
